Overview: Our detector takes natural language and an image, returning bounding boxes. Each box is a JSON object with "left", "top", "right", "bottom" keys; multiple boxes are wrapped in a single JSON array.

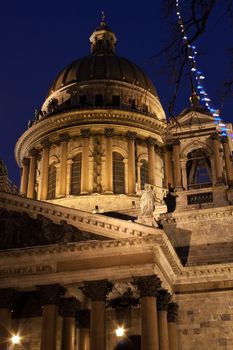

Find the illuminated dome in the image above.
[
  {"left": 15, "top": 16, "right": 167, "bottom": 214},
  {"left": 47, "top": 55, "right": 157, "bottom": 97},
  {"left": 40, "top": 17, "right": 164, "bottom": 119}
]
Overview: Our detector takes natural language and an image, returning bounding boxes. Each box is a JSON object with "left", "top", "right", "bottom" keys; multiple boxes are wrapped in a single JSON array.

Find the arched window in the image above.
[
  {"left": 186, "top": 148, "right": 212, "bottom": 189},
  {"left": 140, "top": 159, "right": 149, "bottom": 189},
  {"left": 70, "top": 154, "right": 82, "bottom": 195},
  {"left": 47, "top": 164, "right": 57, "bottom": 199},
  {"left": 113, "top": 152, "right": 125, "bottom": 194}
]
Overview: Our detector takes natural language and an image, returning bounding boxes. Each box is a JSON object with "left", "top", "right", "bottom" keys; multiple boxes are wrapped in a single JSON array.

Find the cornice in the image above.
[{"left": 160, "top": 204, "right": 233, "bottom": 225}]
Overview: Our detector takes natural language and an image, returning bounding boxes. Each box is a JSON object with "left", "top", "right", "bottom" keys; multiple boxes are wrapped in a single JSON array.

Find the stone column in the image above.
[
  {"left": 0, "top": 288, "right": 15, "bottom": 350},
  {"left": 82, "top": 280, "right": 112, "bottom": 350},
  {"left": 20, "top": 157, "right": 30, "bottom": 196},
  {"left": 38, "top": 284, "right": 65, "bottom": 350},
  {"left": 58, "top": 134, "right": 70, "bottom": 197},
  {"left": 167, "top": 302, "right": 179, "bottom": 350},
  {"left": 127, "top": 131, "right": 137, "bottom": 194},
  {"left": 221, "top": 136, "right": 233, "bottom": 186},
  {"left": 104, "top": 128, "right": 114, "bottom": 193},
  {"left": 211, "top": 133, "right": 223, "bottom": 183},
  {"left": 157, "top": 290, "right": 171, "bottom": 350},
  {"left": 39, "top": 139, "right": 51, "bottom": 200},
  {"left": 81, "top": 129, "right": 91, "bottom": 194},
  {"left": 134, "top": 275, "right": 161, "bottom": 350},
  {"left": 173, "top": 140, "right": 182, "bottom": 189},
  {"left": 147, "top": 137, "right": 156, "bottom": 186},
  {"left": 27, "top": 148, "right": 38, "bottom": 199},
  {"left": 60, "top": 297, "right": 80, "bottom": 350},
  {"left": 163, "top": 145, "right": 174, "bottom": 189},
  {"left": 76, "top": 309, "right": 91, "bottom": 350}
]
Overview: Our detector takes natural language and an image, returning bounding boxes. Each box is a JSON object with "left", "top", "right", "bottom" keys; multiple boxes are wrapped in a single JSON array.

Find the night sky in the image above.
[{"left": 1, "top": 0, "right": 232, "bottom": 186}]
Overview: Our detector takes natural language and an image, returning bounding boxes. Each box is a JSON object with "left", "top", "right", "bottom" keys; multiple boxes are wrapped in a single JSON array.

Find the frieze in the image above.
[{"left": 0, "top": 263, "right": 56, "bottom": 277}]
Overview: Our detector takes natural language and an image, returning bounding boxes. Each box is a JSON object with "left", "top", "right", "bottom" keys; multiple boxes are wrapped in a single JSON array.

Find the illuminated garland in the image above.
[{"left": 175, "top": 0, "right": 229, "bottom": 137}]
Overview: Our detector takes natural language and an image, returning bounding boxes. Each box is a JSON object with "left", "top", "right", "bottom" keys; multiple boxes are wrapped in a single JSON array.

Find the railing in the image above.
[{"left": 29, "top": 103, "right": 159, "bottom": 127}]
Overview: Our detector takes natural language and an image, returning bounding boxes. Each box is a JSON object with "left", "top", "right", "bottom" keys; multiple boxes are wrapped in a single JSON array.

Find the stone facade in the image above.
[{"left": 1, "top": 17, "right": 233, "bottom": 350}]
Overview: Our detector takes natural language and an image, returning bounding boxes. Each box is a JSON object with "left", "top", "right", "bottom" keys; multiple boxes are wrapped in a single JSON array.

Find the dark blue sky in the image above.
[{"left": 1, "top": 0, "right": 232, "bottom": 185}]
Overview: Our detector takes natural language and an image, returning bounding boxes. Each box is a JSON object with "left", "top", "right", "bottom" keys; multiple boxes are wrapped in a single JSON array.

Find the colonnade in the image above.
[
  {"left": 0, "top": 276, "right": 179, "bottom": 350},
  {"left": 163, "top": 133, "right": 233, "bottom": 190},
  {"left": 20, "top": 130, "right": 162, "bottom": 199}
]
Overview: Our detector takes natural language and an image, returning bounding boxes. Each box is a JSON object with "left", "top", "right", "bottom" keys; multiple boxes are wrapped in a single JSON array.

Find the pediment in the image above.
[
  {"left": 169, "top": 107, "right": 214, "bottom": 130},
  {"left": 0, "top": 207, "right": 106, "bottom": 250}
]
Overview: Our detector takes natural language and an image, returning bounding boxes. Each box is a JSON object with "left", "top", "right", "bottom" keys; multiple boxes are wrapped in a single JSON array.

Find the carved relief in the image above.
[
  {"left": 0, "top": 208, "right": 99, "bottom": 250},
  {"left": 92, "top": 135, "right": 103, "bottom": 193}
]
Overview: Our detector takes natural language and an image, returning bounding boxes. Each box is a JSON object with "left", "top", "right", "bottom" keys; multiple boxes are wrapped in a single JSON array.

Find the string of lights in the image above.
[{"left": 175, "top": 0, "right": 230, "bottom": 137}]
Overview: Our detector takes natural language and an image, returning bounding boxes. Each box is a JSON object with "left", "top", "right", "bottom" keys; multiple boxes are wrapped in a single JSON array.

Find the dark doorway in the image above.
[{"left": 114, "top": 335, "right": 141, "bottom": 350}]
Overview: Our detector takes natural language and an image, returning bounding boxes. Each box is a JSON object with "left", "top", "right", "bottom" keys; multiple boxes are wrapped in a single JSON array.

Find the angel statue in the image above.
[{"left": 139, "top": 184, "right": 155, "bottom": 216}]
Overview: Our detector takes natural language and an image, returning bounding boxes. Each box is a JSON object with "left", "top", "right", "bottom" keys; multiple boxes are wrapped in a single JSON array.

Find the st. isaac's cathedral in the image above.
[{"left": 0, "top": 15, "right": 233, "bottom": 350}]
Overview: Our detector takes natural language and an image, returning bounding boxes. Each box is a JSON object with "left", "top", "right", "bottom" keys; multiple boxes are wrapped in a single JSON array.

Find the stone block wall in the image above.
[{"left": 176, "top": 290, "right": 233, "bottom": 350}]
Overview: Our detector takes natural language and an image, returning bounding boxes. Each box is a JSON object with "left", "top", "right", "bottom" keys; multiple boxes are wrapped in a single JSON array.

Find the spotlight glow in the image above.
[
  {"left": 115, "top": 327, "right": 125, "bottom": 337},
  {"left": 12, "top": 335, "right": 20, "bottom": 344}
]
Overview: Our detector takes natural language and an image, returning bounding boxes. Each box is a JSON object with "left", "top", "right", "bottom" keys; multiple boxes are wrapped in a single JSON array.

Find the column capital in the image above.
[
  {"left": 81, "top": 129, "right": 91, "bottom": 138},
  {"left": 133, "top": 275, "right": 161, "bottom": 297},
  {"left": 22, "top": 157, "right": 30, "bottom": 166},
  {"left": 164, "top": 144, "right": 173, "bottom": 152},
  {"left": 59, "top": 297, "right": 80, "bottom": 317},
  {"left": 146, "top": 137, "right": 156, "bottom": 146},
  {"left": 157, "top": 289, "right": 171, "bottom": 311},
  {"left": 173, "top": 139, "right": 180, "bottom": 146},
  {"left": 38, "top": 284, "right": 66, "bottom": 306},
  {"left": 104, "top": 128, "right": 114, "bottom": 137},
  {"left": 167, "top": 302, "right": 179, "bottom": 323},
  {"left": 221, "top": 135, "right": 229, "bottom": 144},
  {"left": 82, "top": 280, "right": 113, "bottom": 301},
  {"left": 76, "top": 309, "right": 90, "bottom": 328},
  {"left": 41, "top": 139, "right": 52, "bottom": 148},
  {"left": 210, "top": 132, "right": 220, "bottom": 141},
  {"left": 0, "top": 288, "right": 16, "bottom": 309},
  {"left": 29, "top": 147, "right": 39, "bottom": 157},
  {"left": 59, "top": 133, "right": 70, "bottom": 142},
  {"left": 126, "top": 131, "right": 137, "bottom": 140}
]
